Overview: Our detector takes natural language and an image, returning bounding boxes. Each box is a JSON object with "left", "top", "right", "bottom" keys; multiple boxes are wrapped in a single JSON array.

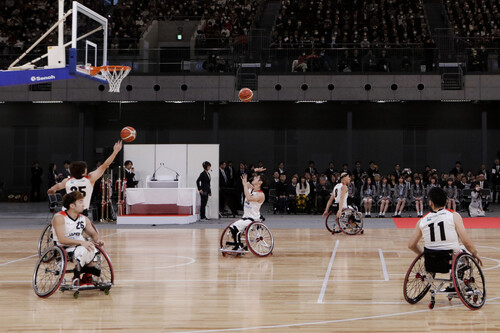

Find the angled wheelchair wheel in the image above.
[
  {"left": 38, "top": 224, "right": 54, "bottom": 259},
  {"left": 403, "top": 252, "right": 434, "bottom": 304},
  {"left": 452, "top": 252, "right": 486, "bottom": 310},
  {"left": 338, "top": 208, "right": 363, "bottom": 235},
  {"left": 92, "top": 245, "right": 114, "bottom": 289},
  {"left": 33, "top": 246, "right": 67, "bottom": 298},
  {"left": 246, "top": 222, "right": 274, "bottom": 257},
  {"left": 325, "top": 212, "right": 337, "bottom": 233}
]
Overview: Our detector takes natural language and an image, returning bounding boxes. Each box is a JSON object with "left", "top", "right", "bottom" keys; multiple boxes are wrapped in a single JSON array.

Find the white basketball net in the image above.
[{"left": 99, "top": 66, "right": 131, "bottom": 93}]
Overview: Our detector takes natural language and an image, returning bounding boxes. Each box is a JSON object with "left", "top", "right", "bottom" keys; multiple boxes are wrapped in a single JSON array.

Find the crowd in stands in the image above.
[
  {"left": 218, "top": 159, "right": 500, "bottom": 219},
  {"left": 446, "top": 0, "right": 500, "bottom": 43},
  {"left": 272, "top": 0, "right": 430, "bottom": 48},
  {"left": 270, "top": 0, "right": 436, "bottom": 72}
]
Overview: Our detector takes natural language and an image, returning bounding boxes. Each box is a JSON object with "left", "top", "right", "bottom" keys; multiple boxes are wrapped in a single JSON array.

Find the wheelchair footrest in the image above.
[{"left": 219, "top": 248, "right": 248, "bottom": 254}]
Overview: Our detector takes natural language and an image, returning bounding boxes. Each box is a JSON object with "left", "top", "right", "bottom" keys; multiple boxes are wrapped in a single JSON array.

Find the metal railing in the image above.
[{"left": 1, "top": 43, "right": 499, "bottom": 74}]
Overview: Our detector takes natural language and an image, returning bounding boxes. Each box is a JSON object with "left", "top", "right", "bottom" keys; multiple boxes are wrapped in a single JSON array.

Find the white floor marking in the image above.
[
  {"left": 0, "top": 254, "right": 37, "bottom": 267},
  {"left": 379, "top": 248, "right": 389, "bottom": 281},
  {"left": 0, "top": 230, "right": 121, "bottom": 268},
  {"left": 168, "top": 296, "right": 500, "bottom": 333},
  {"left": 317, "top": 239, "right": 339, "bottom": 304},
  {"left": 114, "top": 255, "right": 196, "bottom": 272}
]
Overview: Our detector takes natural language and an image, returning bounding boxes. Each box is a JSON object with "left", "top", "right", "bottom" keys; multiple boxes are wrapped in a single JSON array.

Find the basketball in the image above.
[
  {"left": 238, "top": 88, "right": 253, "bottom": 102},
  {"left": 120, "top": 126, "right": 136, "bottom": 142}
]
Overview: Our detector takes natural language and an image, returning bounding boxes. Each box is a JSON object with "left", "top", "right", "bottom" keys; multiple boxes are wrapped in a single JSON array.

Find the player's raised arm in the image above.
[
  {"left": 88, "top": 140, "right": 123, "bottom": 183},
  {"left": 47, "top": 178, "right": 68, "bottom": 195}
]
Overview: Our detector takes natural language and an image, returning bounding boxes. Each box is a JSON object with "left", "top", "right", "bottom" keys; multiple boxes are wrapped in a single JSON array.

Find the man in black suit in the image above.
[
  {"left": 61, "top": 160, "right": 71, "bottom": 179},
  {"left": 324, "top": 162, "right": 336, "bottom": 180},
  {"left": 275, "top": 162, "right": 286, "bottom": 176},
  {"left": 449, "top": 161, "right": 463, "bottom": 178},
  {"left": 225, "top": 160, "right": 236, "bottom": 187},
  {"left": 492, "top": 159, "right": 500, "bottom": 203},
  {"left": 219, "top": 161, "right": 237, "bottom": 217},
  {"left": 392, "top": 163, "right": 401, "bottom": 179},
  {"left": 124, "top": 160, "right": 138, "bottom": 188},
  {"left": 196, "top": 161, "right": 212, "bottom": 220},
  {"left": 305, "top": 160, "right": 318, "bottom": 176},
  {"left": 477, "top": 164, "right": 491, "bottom": 184},
  {"left": 352, "top": 161, "right": 363, "bottom": 189}
]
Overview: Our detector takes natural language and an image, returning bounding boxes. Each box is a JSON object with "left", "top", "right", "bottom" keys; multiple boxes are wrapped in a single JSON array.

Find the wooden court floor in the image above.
[{"left": 1, "top": 227, "right": 499, "bottom": 332}]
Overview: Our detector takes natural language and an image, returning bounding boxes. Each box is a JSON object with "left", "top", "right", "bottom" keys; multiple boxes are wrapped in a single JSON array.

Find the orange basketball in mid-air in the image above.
[
  {"left": 120, "top": 126, "right": 136, "bottom": 142},
  {"left": 239, "top": 88, "right": 253, "bottom": 102}
]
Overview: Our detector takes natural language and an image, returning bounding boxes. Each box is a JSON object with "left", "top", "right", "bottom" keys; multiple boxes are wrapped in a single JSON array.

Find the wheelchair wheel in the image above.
[
  {"left": 246, "top": 222, "right": 273, "bottom": 257},
  {"left": 338, "top": 208, "right": 363, "bottom": 235},
  {"left": 38, "top": 224, "right": 54, "bottom": 259},
  {"left": 33, "top": 246, "right": 67, "bottom": 298},
  {"left": 325, "top": 212, "right": 337, "bottom": 233},
  {"left": 92, "top": 245, "right": 114, "bottom": 289},
  {"left": 452, "top": 252, "right": 486, "bottom": 310},
  {"left": 403, "top": 252, "right": 434, "bottom": 304}
]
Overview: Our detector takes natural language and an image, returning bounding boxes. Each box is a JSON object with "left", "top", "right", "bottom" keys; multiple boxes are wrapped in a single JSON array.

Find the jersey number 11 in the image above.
[{"left": 428, "top": 221, "right": 446, "bottom": 242}]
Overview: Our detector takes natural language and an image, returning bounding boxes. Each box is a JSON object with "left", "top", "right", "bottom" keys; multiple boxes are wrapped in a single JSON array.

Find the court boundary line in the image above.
[
  {"left": 317, "top": 239, "right": 339, "bottom": 304},
  {"left": 0, "top": 230, "right": 122, "bottom": 268},
  {"left": 378, "top": 249, "right": 389, "bottom": 281},
  {"left": 167, "top": 296, "right": 500, "bottom": 333}
]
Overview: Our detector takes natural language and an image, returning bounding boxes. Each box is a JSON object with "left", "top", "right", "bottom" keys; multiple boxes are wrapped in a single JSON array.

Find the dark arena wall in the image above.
[{"left": 0, "top": 101, "right": 499, "bottom": 192}]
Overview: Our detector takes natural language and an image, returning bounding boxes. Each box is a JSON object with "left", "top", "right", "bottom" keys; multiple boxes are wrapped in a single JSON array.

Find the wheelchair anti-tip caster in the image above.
[
  {"left": 428, "top": 301, "right": 435, "bottom": 309},
  {"left": 73, "top": 291, "right": 79, "bottom": 299}
]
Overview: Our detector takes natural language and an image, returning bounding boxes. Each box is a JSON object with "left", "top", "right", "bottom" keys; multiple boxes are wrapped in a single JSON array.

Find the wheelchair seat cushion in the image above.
[{"left": 424, "top": 248, "right": 453, "bottom": 273}]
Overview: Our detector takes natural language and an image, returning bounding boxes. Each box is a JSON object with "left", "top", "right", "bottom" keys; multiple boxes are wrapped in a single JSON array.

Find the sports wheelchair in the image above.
[
  {"left": 33, "top": 244, "right": 114, "bottom": 299},
  {"left": 219, "top": 220, "right": 274, "bottom": 257},
  {"left": 325, "top": 206, "right": 364, "bottom": 235},
  {"left": 403, "top": 249, "right": 486, "bottom": 310}
]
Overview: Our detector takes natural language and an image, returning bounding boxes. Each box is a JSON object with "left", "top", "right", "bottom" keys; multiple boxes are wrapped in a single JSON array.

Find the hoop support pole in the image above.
[{"left": 8, "top": 9, "right": 72, "bottom": 70}]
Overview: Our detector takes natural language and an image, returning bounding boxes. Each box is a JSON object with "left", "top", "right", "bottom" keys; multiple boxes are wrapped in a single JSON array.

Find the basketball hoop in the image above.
[{"left": 90, "top": 65, "right": 131, "bottom": 93}]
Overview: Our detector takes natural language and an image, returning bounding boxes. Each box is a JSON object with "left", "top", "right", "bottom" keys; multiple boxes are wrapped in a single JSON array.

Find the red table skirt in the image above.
[{"left": 127, "top": 204, "right": 193, "bottom": 215}]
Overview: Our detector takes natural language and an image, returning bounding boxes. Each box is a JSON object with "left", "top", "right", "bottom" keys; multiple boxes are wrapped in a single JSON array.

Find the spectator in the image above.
[
  {"left": 411, "top": 176, "right": 425, "bottom": 217},
  {"left": 293, "top": 51, "right": 308, "bottom": 72},
  {"left": 469, "top": 183, "right": 485, "bottom": 217},
  {"left": 316, "top": 176, "right": 332, "bottom": 213},
  {"left": 324, "top": 162, "right": 336, "bottom": 180},
  {"left": 287, "top": 176, "right": 298, "bottom": 214},
  {"left": 443, "top": 178, "right": 458, "bottom": 211},
  {"left": 392, "top": 176, "right": 407, "bottom": 217},
  {"left": 377, "top": 176, "right": 391, "bottom": 217},
  {"left": 31, "top": 161, "right": 43, "bottom": 202},
  {"left": 274, "top": 173, "right": 288, "bottom": 214},
  {"left": 296, "top": 176, "right": 311, "bottom": 213},
  {"left": 360, "top": 177, "right": 376, "bottom": 217},
  {"left": 305, "top": 161, "right": 318, "bottom": 176}
]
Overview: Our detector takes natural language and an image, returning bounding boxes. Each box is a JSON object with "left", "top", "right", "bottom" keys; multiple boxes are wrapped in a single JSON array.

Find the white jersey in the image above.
[
  {"left": 52, "top": 211, "right": 87, "bottom": 245},
  {"left": 419, "top": 208, "right": 460, "bottom": 252},
  {"left": 333, "top": 183, "right": 348, "bottom": 208},
  {"left": 65, "top": 176, "right": 93, "bottom": 210},
  {"left": 242, "top": 189, "right": 263, "bottom": 220}
]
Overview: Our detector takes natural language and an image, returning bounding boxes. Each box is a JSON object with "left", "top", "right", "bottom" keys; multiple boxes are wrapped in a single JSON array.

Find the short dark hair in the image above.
[
  {"left": 256, "top": 173, "right": 267, "bottom": 187},
  {"left": 428, "top": 187, "right": 447, "bottom": 208},
  {"left": 62, "top": 191, "right": 85, "bottom": 210},
  {"left": 124, "top": 160, "right": 133, "bottom": 167},
  {"left": 202, "top": 161, "right": 211, "bottom": 170},
  {"left": 63, "top": 160, "right": 71, "bottom": 165},
  {"left": 70, "top": 161, "right": 87, "bottom": 179}
]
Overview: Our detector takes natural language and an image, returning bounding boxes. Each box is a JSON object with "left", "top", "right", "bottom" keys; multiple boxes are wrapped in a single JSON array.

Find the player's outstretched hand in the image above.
[
  {"left": 114, "top": 140, "right": 123, "bottom": 153},
  {"left": 474, "top": 255, "right": 483, "bottom": 266},
  {"left": 254, "top": 167, "right": 266, "bottom": 172},
  {"left": 322, "top": 210, "right": 329, "bottom": 217},
  {"left": 241, "top": 173, "right": 248, "bottom": 183},
  {"left": 96, "top": 240, "right": 105, "bottom": 247}
]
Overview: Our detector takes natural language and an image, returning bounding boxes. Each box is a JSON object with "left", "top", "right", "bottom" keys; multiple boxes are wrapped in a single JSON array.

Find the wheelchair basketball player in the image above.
[
  {"left": 52, "top": 191, "right": 104, "bottom": 287},
  {"left": 228, "top": 169, "right": 267, "bottom": 250},
  {"left": 322, "top": 172, "right": 351, "bottom": 233},
  {"left": 47, "top": 140, "right": 122, "bottom": 216},
  {"left": 408, "top": 187, "right": 482, "bottom": 268}
]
